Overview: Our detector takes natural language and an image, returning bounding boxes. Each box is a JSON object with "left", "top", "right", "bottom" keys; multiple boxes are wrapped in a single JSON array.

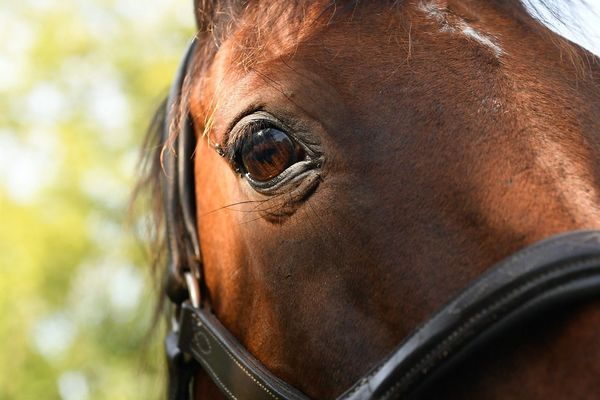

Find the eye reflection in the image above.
[{"left": 240, "top": 127, "right": 304, "bottom": 182}]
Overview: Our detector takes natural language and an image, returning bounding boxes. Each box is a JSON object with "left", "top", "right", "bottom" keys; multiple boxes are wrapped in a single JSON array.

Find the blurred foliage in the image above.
[{"left": 0, "top": 1, "right": 194, "bottom": 399}]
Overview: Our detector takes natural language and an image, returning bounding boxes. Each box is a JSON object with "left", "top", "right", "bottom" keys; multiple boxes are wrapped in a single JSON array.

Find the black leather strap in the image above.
[
  {"left": 162, "top": 38, "right": 200, "bottom": 400},
  {"left": 162, "top": 38, "right": 201, "bottom": 305},
  {"left": 166, "top": 330, "right": 196, "bottom": 400},
  {"left": 339, "top": 229, "right": 600, "bottom": 399},
  {"left": 178, "top": 304, "right": 310, "bottom": 400},
  {"left": 173, "top": 230, "right": 600, "bottom": 400}
]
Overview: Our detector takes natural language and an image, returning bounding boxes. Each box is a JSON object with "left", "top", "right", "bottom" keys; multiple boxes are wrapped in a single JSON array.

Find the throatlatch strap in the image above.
[
  {"left": 166, "top": 330, "right": 195, "bottom": 400},
  {"left": 162, "top": 38, "right": 200, "bottom": 305},
  {"left": 163, "top": 38, "right": 199, "bottom": 400},
  {"left": 178, "top": 304, "right": 310, "bottom": 400}
]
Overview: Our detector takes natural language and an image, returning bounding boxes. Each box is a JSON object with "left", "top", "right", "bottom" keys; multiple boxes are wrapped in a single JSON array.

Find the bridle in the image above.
[{"left": 161, "top": 39, "right": 600, "bottom": 400}]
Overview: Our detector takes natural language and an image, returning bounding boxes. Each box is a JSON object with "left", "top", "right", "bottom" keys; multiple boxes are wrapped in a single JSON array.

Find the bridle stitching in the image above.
[
  {"left": 339, "top": 236, "right": 568, "bottom": 398},
  {"left": 193, "top": 354, "right": 239, "bottom": 400},
  {"left": 191, "top": 313, "right": 281, "bottom": 400},
  {"left": 189, "top": 313, "right": 238, "bottom": 399},
  {"left": 379, "top": 256, "right": 600, "bottom": 400}
]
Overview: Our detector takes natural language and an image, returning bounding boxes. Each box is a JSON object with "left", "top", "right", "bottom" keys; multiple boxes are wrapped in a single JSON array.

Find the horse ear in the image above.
[{"left": 162, "top": 39, "right": 202, "bottom": 305}]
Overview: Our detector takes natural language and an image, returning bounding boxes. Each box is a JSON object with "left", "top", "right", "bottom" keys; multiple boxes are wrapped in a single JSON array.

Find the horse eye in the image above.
[{"left": 240, "top": 127, "right": 304, "bottom": 182}]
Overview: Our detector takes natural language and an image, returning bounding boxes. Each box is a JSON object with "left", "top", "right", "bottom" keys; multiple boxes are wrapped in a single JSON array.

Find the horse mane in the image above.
[
  {"left": 130, "top": 98, "right": 168, "bottom": 323},
  {"left": 131, "top": 0, "right": 598, "bottom": 325},
  {"left": 507, "top": 0, "right": 599, "bottom": 77}
]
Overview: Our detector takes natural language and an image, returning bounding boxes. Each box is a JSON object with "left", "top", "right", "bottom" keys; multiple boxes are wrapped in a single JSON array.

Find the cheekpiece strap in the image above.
[{"left": 177, "top": 303, "right": 311, "bottom": 400}]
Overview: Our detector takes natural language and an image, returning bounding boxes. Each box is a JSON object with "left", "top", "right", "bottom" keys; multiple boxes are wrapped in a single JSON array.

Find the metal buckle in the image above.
[{"left": 184, "top": 271, "right": 201, "bottom": 308}]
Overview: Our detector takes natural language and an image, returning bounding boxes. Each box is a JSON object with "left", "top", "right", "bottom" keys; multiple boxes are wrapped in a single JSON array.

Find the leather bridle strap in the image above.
[
  {"left": 177, "top": 304, "right": 310, "bottom": 400},
  {"left": 339, "top": 229, "right": 600, "bottom": 399},
  {"left": 162, "top": 38, "right": 202, "bottom": 400},
  {"left": 174, "top": 230, "right": 600, "bottom": 400},
  {"left": 162, "top": 38, "right": 201, "bottom": 306}
]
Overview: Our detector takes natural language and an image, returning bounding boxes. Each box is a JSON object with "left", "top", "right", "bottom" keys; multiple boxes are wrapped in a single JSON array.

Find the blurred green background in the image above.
[{"left": 0, "top": 1, "right": 193, "bottom": 399}]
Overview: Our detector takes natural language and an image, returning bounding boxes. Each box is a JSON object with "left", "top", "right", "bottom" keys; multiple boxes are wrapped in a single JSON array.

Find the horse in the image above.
[{"left": 135, "top": 0, "right": 600, "bottom": 399}]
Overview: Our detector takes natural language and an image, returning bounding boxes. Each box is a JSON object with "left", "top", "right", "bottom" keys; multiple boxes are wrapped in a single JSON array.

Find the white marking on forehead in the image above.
[
  {"left": 418, "top": 1, "right": 447, "bottom": 23},
  {"left": 461, "top": 26, "right": 503, "bottom": 57},
  {"left": 417, "top": 1, "right": 504, "bottom": 58}
]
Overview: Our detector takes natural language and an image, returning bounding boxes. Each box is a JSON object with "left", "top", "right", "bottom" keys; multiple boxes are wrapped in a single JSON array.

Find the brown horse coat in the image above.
[{"left": 143, "top": 0, "right": 600, "bottom": 398}]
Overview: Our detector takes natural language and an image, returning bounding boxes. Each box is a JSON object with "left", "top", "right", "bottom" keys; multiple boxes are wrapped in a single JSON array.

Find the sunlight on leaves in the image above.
[{"left": 0, "top": 1, "right": 193, "bottom": 398}]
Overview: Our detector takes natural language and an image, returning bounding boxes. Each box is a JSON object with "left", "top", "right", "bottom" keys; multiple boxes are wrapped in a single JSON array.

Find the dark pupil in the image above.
[{"left": 241, "top": 128, "right": 300, "bottom": 182}]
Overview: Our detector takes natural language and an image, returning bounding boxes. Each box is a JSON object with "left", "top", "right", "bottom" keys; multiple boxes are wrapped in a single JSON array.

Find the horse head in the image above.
[{"left": 141, "top": 1, "right": 600, "bottom": 398}]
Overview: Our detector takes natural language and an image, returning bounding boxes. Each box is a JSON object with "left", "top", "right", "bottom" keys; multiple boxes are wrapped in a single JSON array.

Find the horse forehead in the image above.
[
  {"left": 196, "top": 1, "right": 515, "bottom": 143},
  {"left": 196, "top": 53, "right": 353, "bottom": 144},
  {"left": 207, "top": 2, "right": 505, "bottom": 84},
  {"left": 199, "top": 12, "right": 403, "bottom": 126},
  {"left": 418, "top": 0, "right": 504, "bottom": 57}
]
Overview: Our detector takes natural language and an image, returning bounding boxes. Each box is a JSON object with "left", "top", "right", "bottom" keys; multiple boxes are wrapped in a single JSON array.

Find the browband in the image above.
[{"left": 162, "top": 39, "right": 600, "bottom": 400}]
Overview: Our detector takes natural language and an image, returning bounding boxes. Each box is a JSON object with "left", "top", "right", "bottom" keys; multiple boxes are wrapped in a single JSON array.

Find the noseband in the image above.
[{"left": 162, "top": 39, "right": 600, "bottom": 400}]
